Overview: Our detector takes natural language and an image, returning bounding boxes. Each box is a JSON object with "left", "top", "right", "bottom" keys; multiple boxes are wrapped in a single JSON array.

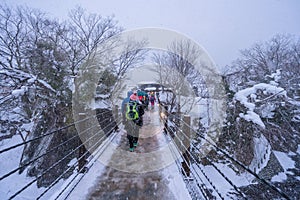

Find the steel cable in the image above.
[
  {"left": 167, "top": 121, "right": 224, "bottom": 200},
  {"left": 61, "top": 120, "right": 122, "bottom": 200},
  {"left": 165, "top": 111, "right": 290, "bottom": 200},
  {"left": 8, "top": 115, "right": 117, "bottom": 200},
  {"left": 0, "top": 119, "right": 101, "bottom": 181},
  {"left": 160, "top": 113, "right": 212, "bottom": 200},
  {"left": 36, "top": 117, "right": 121, "bottom": 199},
  {"left": 168, "top": 119, "right": 245, "bottom": 199},
  {"left": 0, "top": 109, "right": 113, "bottom": 154}
]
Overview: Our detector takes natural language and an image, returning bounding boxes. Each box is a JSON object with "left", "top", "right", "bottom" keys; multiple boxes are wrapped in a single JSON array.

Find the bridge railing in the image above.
[
  {"left": 0, "top": 109, "right": 121, "bottom": 200},
  {"left": 160, "top": 108, "right": 290, "bottom": 200},
  {"left": 0, "top": 103, "right": 291, "bottom": 200}
]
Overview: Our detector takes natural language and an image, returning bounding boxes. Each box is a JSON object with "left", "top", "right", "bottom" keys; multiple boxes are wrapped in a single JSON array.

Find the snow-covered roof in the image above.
[
  {"left": 137, "top": 81, "right": 158, "bottom": 85},
  {"left": 144, "top": 87, "right": 157, "bottom": 91}
]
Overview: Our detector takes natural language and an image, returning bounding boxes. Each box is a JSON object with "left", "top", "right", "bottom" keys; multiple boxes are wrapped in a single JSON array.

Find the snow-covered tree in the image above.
[
  {"left": 152, "top": 39, "right": 207, "bottom": 114},
  {"left": 219, "top": 34, "right": 300, "bottom": 171},
  {"left": 0, "top": 5, "right": 134, "bottom": 187}
]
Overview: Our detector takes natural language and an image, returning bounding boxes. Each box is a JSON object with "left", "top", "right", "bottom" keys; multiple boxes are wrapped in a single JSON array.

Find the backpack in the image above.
[
  {"left": 150, "top": 95, "right": 155, "bottom": 101},
  {"left": 139, "top": 95, "right": 143, "bottom": 101},
  {"left": 125, "top": 101, "right": 139, "bottom": 121}
]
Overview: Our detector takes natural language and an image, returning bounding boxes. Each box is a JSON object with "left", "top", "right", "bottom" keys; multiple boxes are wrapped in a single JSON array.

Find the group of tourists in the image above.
[{"left": 121, "top": 89, "right": 157, "bottom": 152}]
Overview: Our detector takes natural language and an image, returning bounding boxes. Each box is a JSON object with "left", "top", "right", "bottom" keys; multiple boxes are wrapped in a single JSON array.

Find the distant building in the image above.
[
  {"left": 137, "top": 81, "right": 173, "bottom": 93},
  {"left": 137, "top": 82, "right": 162, "bottom": 92}
]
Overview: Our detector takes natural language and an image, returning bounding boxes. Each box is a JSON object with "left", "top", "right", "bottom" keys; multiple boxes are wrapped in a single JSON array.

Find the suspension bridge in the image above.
[{"left": 0, "top": 99, "right": 291, "bottom": 200}]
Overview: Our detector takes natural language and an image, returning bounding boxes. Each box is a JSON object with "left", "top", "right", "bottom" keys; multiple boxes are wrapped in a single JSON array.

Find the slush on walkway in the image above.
[{"left": 68, "top": 107, "right": 191, "bottom": 199}]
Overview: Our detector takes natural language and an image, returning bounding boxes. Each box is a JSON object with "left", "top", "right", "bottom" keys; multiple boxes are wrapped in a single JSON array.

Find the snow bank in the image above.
[
  {"left": 267, "top": 69, "right": 281, "bottom": 84},
  {"left": 11, "top": 86, "right": 28, "bottom": 97},
  {"left": 157, "top": 129, "right": 192, "bottom": 200},
  {"left": 93, "top": 99, "right": 111, "bottom": 109},
  {"left": 37, "top": 79, "right": 56, "bottom": 92},
  {"left": 193, "top": 163, "right": 250, "bottom": 199},
  {"left": 271, "top": 151, "right": 295, "bottom": 182},
  {"left": 163, "top": 163, "right": 192, "bottom": 200},
  {"left": 234, "top": 83, "right": 286, "bottom": 128},
  {"left": 275, "top": 151, "right": 295, "bottom": 170},
  {"left": 0, "top": 134, "right": 66, "bottom": 200},
  {"left": 249, "top": 135, "right": 271, "bottom": 174},
  {"left": 239, "top": 111, "right": 265, "bottom": 128}
]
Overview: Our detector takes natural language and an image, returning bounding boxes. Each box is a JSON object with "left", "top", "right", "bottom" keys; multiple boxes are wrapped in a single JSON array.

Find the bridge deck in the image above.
[{"left": 67, "top": 107, "right": 191, "bottom": 200}]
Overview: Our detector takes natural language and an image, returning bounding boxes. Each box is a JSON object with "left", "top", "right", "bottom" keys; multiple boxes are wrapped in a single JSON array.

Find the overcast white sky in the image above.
[{"left": 3, "top": 0, "right": 300, "bottom": 68}]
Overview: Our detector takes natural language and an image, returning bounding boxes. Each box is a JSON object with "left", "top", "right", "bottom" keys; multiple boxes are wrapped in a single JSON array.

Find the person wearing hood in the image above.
[
  {"left": 137, "top": 89, "right": 149, "bottom": 110},
  {"left": 121, "top": 90, "right": 133, "bottom": 117},
  {"left": 121, "top": 90, "right": 144, "bottom": 152}
]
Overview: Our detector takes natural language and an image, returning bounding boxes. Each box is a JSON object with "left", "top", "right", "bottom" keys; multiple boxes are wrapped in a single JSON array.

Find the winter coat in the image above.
[
  {"left": 121, "top": 91, "right": 133, "bottom": 114},
  {"left": 124, "top": 99, "right": 144, "bottom": 127}
]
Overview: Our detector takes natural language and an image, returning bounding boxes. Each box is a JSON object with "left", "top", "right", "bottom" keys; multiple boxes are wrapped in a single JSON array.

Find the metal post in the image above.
[
  {"left": 159, "top": 103, "right": 162, "bottom": 119},
  {"left": 113, "top": 105, "right": 119, "bottom": 119},
  {"left": 163, "top": 105, "right": 168, "bottom": 134},
  {"left": 113, "top": 105, "right": 119, "bottom": 131},
  {"left": 182, "top": 115, "right": 191, "bottom": 177},
  {"left": 78, "top": 113, "right": 88, "bottom": 173}
]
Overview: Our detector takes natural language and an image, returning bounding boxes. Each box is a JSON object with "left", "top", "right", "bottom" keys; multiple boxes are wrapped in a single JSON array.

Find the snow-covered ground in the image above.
[
  {"left": 249, "top": 135, "right": 271, "bottom": 174},
  {"left": 1, "top": 93, "right": 298, "bottom": 199},
  {"left": 1, "top": 130, "right": 296, "bottom": 199},
  {"left": 0, "top": 135, "right": 63, "bottom": 200},
  {"left": 49, "top": 147, "right": 108, "bottom": 200},
  {"left": 194, "top": 163, "right": 250, "bottom": 199},
  {"left": 272, "top": 151, "right": 296, "bottom": 182},
  {"left": 53, "top": 106, "right": 192, "bottom": 199}
]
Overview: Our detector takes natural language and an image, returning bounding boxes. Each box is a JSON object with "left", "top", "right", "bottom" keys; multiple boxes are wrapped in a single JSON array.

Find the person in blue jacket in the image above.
[{"left": 121, "top": 90, "right": 133, "bottom": 119}]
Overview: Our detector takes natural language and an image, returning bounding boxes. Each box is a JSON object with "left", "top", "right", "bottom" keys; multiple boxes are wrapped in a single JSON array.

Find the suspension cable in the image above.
[
  {"left": 0, "top": 120, "right": 101, "bottom": 182},
  {"left": 167, "top": 121, "right": 224, "bottom": 200},
  {"left": 165, "top": 111, "right": 290, "bottom": 200},
  {"left": 168, "top": 119, "right": 247, "bottom": 199},
  {"left": 188, "top": 126, "right": 289, "bottom": 199},
  {"left": 168, "top": 136, "right": 207, "bottom": 200},
  {"left": 164, "top": 124, "right": 210, "bottom": 200},
  {"left": 159, "top": 114, "right": 188, "bottom": 176},
  {"left": 163, "top": 110, "right": 246, "bottom": 199},
  {"left": 8, "top": 116, "right": 117, "bottom": 200},
  {"left": 0, "top": 109, "right": 113, "bottom": 155},
  {"left": 161, "top": 110, "right": 213, "bottom": 200},
  {"left": 205, "top": 157, "right": 247, "bottom": 199},
  {"left": 36, "top": 118, "right": 121, "bottom": 199},
  {"left": 160, "top": 106, "right": 211, "bottom": 200},
  {"left": 51, "top": 134, "right": 107, "bottom": 200},
  {"left": 61, "top": 120, "right": 122, "bottom": 200}
]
